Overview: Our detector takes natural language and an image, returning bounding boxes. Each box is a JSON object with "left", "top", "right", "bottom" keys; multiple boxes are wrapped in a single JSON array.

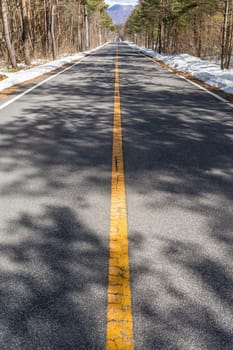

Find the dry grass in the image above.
[
  {"left": 0, "top": 74, "right": 8, "bottom": 81},
  {"left": 0, "top": 57, "right": 84, "bottom": 100}
]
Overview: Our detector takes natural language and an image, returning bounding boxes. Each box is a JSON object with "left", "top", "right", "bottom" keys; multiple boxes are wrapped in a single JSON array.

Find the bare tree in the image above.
[
  {"left": 221, "top": 0, "right": 233, "bottom": 69},
  {"left": 51, "top": 0, "right": 57, "bottom": 59},
  {"left": 21, "top": 0, "right": 31, "bottom": 65},
  {"left": 84, "top": 4, "right": 89, "bottom": 50},
  {"left": 1, "top": 0, "right": 17, "bottom": 67},
  {"left": 0, "top": 0, "right": 114, "bottom": 64}
]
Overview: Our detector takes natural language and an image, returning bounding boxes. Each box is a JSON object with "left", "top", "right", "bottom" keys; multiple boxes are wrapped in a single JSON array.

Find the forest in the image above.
[
  {"left": 0, "top": 0, "right": 115, "bottom": 68},
  {"left": 1, "top": 1, "right": 233, "bottom": 71},
  {"left": 124, "top": 0, "right": 233, "bottom": 69}
]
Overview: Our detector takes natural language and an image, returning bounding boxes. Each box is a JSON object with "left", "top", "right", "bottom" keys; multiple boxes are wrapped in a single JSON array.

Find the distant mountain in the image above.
[{"left": 107, "top": 4, "right": 135, "bottom": 25}]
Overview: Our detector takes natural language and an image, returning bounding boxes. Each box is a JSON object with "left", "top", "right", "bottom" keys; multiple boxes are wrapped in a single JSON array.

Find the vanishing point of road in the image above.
[{"left": 0, "top": 43, "right": 232, "bottom": 350}]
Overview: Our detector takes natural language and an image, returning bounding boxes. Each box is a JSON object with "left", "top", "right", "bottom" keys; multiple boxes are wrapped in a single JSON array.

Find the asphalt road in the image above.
[{"left": 0, "top": 43, "right": 232, "bottom": 349}]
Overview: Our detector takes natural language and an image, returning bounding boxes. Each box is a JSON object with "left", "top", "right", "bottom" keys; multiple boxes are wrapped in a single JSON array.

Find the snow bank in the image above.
[
  {"left": 125, "top": 41, "right": 233, "bottom": 94},
  {"left": 1, "top": 42, "right": 232, "bottom": 96},
  {"left": 0, "top": 45, "right": 105, "bottom": 92}
]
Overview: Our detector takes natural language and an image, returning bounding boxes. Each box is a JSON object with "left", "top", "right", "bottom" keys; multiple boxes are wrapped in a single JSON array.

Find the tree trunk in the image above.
[
  {"left": 221, "top": 0, "right": 229, "bottom": 69},
  {"left": 51, "top": 0, "right": 57, "bottom": 59},
  {"left": 21, "top": 0, "right": 31, "bottom": 65},
  {"left": 84, "top": 5, "right": 89, "bottom": 50},
  {"left": 157, "top": 21, "right": 162, "bottom": 53},
  {"left": 225, "top": 0, "right": 233, "bottom": 68},
  {"left": 44, "top": 0, "right": 52, "bottom": 57},
  {"left": 193, "top": 13, "right": 202, "bottom": 57},
  {"left": 1, "top": 0, "right": 17, "bottom": 67},
  {"left": 77, "top": 0, "right": 83, "bottom": 51}
]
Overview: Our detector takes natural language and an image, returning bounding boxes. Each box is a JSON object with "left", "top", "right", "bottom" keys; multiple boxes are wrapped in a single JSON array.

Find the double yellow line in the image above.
[{"left": 106, "top": 48, "right": 134, "bottom": 349}]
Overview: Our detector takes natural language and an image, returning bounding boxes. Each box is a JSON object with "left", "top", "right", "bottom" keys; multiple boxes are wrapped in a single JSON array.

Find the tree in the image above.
[
  {"left": 124, "top": 0, "right": 226, "bottom": 63},
  {"left": 21, "top": 0, "right": 31, "bottom": 65},
  {"left": 0, "top": 0, "right": 114, "bottom": 65},
  {"left": 221, "top": 0, "right": 233, "bottom": 69},
  {"left": 1, "top": 0, "right": 17, "bottom": 67},
  {"left": 51, "top": 0, "right": 57, "bottom": 59}
]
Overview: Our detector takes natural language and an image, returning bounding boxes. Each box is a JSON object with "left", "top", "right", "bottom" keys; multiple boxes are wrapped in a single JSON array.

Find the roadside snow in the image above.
[
  {"left": 125, "top": 42, "right": 233, "bottom": 94},
  {"left": 1, "top": 42, "right": 232, "bottom": 96},
  {"left": 0, "top": 45, "right": 105, "bottom": 92}
]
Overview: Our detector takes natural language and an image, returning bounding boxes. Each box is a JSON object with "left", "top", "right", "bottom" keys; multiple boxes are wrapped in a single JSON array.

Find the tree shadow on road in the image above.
[
  {"left": 0, "top": 46, "right": 232, "bottom": 349},
  {"left": 118, "top": 46, "right": 233, "bottom": 349},
  {"left": 0, "top": 205, "right": 108, "bottom": 350},
  {"left": 0, "top": 56, "right": 115, "bottom": 349}
]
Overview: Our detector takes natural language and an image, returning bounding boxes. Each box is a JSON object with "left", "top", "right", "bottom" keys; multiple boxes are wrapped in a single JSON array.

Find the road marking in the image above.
[
  {"left": 133, "top": 47, "right": 233, "bottom": 107},
  {"left": 106, "top": 48, "right": 134, "bottom": 350},
  {"left": 0, "top": 55, "right": 89, "bottom": 111},
  {"left": 177, "top": 74, "right": 229, "bottom": 103},
  {"left": 156, "top": 59, "right": 232, "bottom": 106},
  {"left": 147, "top": 56, "right": 229, "bottom": 103}
]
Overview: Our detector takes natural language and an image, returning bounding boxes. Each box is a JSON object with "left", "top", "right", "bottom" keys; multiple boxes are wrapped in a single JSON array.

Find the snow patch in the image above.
[
  {"left": 0, "top": 44, "right": 106, "bottom": 92},
  {"left": 125, "top": 41, "right": 233, "bottom": 95}
]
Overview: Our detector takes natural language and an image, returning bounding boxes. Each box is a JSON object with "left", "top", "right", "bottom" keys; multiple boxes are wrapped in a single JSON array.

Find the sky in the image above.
[{"left": 105, "top": 0, "right": 138, "bottom": 7}]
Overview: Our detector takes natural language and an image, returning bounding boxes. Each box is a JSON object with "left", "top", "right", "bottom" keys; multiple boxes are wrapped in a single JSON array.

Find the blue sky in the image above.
[{"left": 106, "top": 0, "right": 138, "bottom": 7}]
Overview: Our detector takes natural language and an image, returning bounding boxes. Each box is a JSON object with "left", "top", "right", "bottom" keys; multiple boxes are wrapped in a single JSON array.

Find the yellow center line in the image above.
[{"left": 106, "top": 48, "right": 134, "bottom": 349}]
